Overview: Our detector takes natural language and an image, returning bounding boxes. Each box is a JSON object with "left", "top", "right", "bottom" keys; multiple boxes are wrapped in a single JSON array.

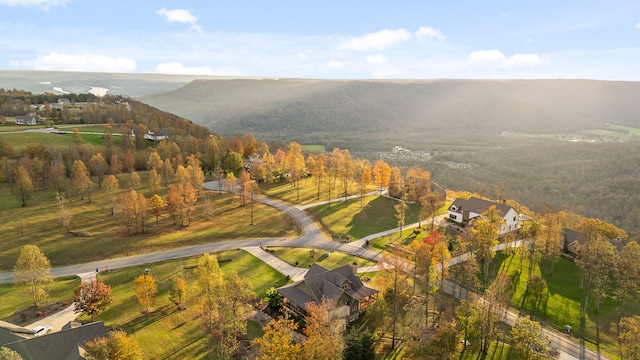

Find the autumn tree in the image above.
[
  {"left": 379, "top": 251, "right": 413, "bottom": 350},
  {"left": 456, "top": 298, "right": 481, "bottom": 355},
  {"left": 619, "top": 315, "right": 640, "bottom": 360},
  {"left": 252, "top": 318, "right": 301, "bottom": 360},
  {"left": 89, "top": 153, "right": 108, "bottom": 187},
  {"left": 223, "top": 150, "right": 243, "bottom": 174},
  {"left": 478, "top": 273, "right": 511, "bottom": 355},
  {"left": 148, "top": 167, "right": 162, "bottom": 194},
  {"left": 135, "top": 272, "right": 157, "bottom": 313},
  {"left": 616, "top": 241, "right": 640, "bottom": 322},
  {"left": 13, "top": 164, "right": 33, "bottom": 206},
  {"left": 166, "top": 184, "right": 184, "bottom": 225},
  {"left": 182, "top": 182, "right": 197, "bottom": 226},
  {"left": 527, "top": 275, "right": 547, "bottom": 316},
  {"left": 285, "top": 142, "right": 306, "bottom": 201},
  {"left": 150, "top": 194, "right": 163, "bottom": 224},
  {"left": 122, "top": 149, "right": 135, "bottom": 173},
  {"left": 128, "top": 171, "right": 141, "bottom": 190},
  {"left": 225, "top": 271, "right": 256, "bottom": 347},
  {"left": 372, "top": 159, "right": 391, "bottom": 193},
  {"left": 537, "top": 212, "right": 565, "bottom": 276},
  {"left": 302, "top": 298, "right": 345, "bottom": 360},
  {"left": 102, "top": 174, "right": 120, "bottom": 216},
  {"left": 354, "top": 159, "right": 372, "bottom": 208},
  {"left": 109, "top": 154, "right": 122, "bottom": 175},
  {"left": 307, "top": 153, "right": 327, "bottom": 199},
  {"left": 85, "top": 330, "right": 143, "bottom": 360},
  {"left": 511, "top": 316, "right": 549, "bottom": 360},
  {"left": 387, "top": 166, "right": 404, "bottom": 199},
  {"left": 186, "top": 154, "right": 205, "bottom": 193},
  {"left": 471, "top": 205, "right": 503, "bottom": 283},
  {"left": 146, "top": 150, "right": 163, "bottom": 171},
  {"left": 72, "top": 159, "right": 94, "bottom": 202},
  {"left": 161, "top": 158, "right": 174, "bottom": 186},
  {"left": 238, "top": 169, "right": 251, "bottom": 206},
  {"left": 73, "top": 280, "right": 113, "bottom": 322},
  {"left": 169, "top": 275, "right": 187, "bottom": 310},
  {"left": 394, "top": 200, "right": 408, "bottom": 237},
  {"left": 56, "top": 192, "right": 72, "bottom": 232},
  {"left": 575, "top": 219, "right": 619, "bottom": 317},
  {"left": 13, "top": 245, "right": 52, "bottom": 306},
  {"left": 247, "top": 181, "right": 260, "bottom": 225},
  {"left": 0, "top": 347, "right": 23, "bottom": 360}
]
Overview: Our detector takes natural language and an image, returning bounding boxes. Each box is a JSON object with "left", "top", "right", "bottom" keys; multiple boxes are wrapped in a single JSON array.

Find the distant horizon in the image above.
[{"left": 1, "top": 1, "right": 640, "bottom": 80}]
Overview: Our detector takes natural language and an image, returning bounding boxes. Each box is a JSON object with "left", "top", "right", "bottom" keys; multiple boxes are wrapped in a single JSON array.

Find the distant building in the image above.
[
  {"left": 447, "top": 197, "right": 519, "bottom": 235},
  {"left": 14, "top": 113, "right": 39, "bottom": 126}
]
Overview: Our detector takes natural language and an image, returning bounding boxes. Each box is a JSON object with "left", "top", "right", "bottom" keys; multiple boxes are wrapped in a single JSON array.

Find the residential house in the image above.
[
  {"left": 447, "top": 197, "right": 519, "bottom": 235},
  {"left": 563, "top": 228, "right": 625, "bottom": 257},
  {"left": 1, "top": 321, "right": 107, "bottom": 360},
  {"left": 277, "top": 264, "right": 378, "bottom": 327},
  {"left": 14, "top": 113, "right": 38, "bottom": 126}
]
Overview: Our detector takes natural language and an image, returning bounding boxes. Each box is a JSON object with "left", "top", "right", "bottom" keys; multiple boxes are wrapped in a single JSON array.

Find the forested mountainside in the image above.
[
  {"left": 141, "top": 78, "right": 640, "bottom": 145},
  {"left": 142, "top": 78, "right": 640, "bottom": 237}
]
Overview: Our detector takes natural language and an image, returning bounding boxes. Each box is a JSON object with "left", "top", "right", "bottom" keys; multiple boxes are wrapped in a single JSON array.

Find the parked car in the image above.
[{"left": 32, "top": 324, "right": 52, "bottom": 336}]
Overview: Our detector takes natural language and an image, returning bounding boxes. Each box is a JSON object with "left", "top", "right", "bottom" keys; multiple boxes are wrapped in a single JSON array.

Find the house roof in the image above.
[
  {"left": 3, "top": 321, "right": 107, "bottom": 360},
  {"left": 564, "top": 228, "right": 583, "bottom": 245},
  {"left": 277, "top": 264, "right": 378, "bottom": 313},
  {"left": 448, "top": 197, "right": 514, "bottom": 217}
]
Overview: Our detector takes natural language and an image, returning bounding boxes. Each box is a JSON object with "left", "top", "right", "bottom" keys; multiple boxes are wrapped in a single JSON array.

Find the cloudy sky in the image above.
[{"left": 1, "top": 0, "right": 640, "bottom": 79}]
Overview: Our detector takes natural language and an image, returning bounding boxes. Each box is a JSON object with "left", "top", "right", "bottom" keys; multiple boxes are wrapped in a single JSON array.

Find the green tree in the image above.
[
  {"left": 263, "top": 287, "right": 283, "bottom": 309},
  {"left": 13, "top": 245, "right": 52, "bottom": 306},
  {"left": 343, "top": 328, "right": 375, "bottom": 360}
]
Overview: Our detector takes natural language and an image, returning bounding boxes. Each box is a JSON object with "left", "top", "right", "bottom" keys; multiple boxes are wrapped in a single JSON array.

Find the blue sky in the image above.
[{"left": 1, "top": 0, "right": 639, "bottom": 79}]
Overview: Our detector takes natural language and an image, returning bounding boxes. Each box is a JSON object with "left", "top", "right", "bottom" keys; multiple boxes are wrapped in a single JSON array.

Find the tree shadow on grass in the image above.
[{"left": 121, "top": 304, "right": 177, "bottom": 334}]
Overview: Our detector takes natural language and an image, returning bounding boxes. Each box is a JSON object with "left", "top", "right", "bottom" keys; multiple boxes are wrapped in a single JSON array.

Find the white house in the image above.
[{"left": 447, "top": 197, "right": 519, "bottom": 235}]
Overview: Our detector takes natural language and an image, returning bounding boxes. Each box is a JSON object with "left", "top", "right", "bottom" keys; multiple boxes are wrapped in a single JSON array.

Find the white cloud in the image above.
[
  {"left": 340, "top": 29, "right": 411, "bottom": 51},
  {"left": 468, "top": 49, "right": 506, "bottom": 62},
  {"left": 0, "top": 0, "right": 69, "bottom": 10},
  {"left": 17, "top": 52, "right": 136, "bottom": 72},
  {"left": 502, "top": 53, "right": 546, "bottom": 67},
  {"left": 468, "top": 50, "right": 547, "bottom": 67},
  {"left": 157, "top": 7, "right": 202, "bottom": 32},
  {"left": 415, "top": 27, "right": 446, "bottom": 41},
  {"left": 635, "top": 22, "right": 640, "bottom": 29},
  {"left": 327, "top": 60, "right": 344, "bottom": 68},
  {"left": 155, "top": 62, "right": 213, "bottom": 75},
  {"left": 366, "top": 55, "right": 388, "bottom": 64}
]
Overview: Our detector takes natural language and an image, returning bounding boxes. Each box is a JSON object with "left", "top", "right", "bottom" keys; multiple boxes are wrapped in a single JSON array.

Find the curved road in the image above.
[{"left": 0, "top": 181, "right": 605, "bottom": 359}]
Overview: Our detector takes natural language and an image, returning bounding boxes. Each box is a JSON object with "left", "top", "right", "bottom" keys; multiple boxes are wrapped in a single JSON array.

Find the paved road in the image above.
[{"left": 1, "top": 181, "right": 606, "bottom": 359}]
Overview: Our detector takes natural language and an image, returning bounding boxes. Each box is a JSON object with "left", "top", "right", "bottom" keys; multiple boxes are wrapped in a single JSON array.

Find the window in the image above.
[{"left": 450, "top": 214, "right": 458, "bottom": 220}]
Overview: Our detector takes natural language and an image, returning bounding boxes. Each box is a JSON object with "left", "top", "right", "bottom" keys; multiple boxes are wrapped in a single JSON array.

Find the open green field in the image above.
[
  {"left": 608, "top": 123, "right": 640, "bottom": 137},
  {"left": 266, "top": 247, "right": 377, "bottom": 269},
  {"left": 0, "top": 125, "right": 47, "bottom": 132},
  {"left": 0, "top": 276, "right": 78, "bottom": 320},
  {"left": 301, "top": 144, "right": 326, "bottom": 152},
  {"left": 0, "top": 132, "right": 75, "bottom": 150},
  {"left": 305, "top": 195, "right": 420, "bottom": 241},
  {"left": 0, "top": 171, "right": 300, "bottom": 271},
  {"left": 491, "top": 251, "right": 638, "bottom": 359}
]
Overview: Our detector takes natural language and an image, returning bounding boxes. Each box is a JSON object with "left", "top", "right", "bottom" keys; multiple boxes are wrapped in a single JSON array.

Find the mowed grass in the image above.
[
  {"left": 0, "top": 132, "right": 75, "bottom": 150},
  {"left": 305, "top": 195, "right": 420, "bottom": 240},
  {"left": 492, "top": 251, "right": 637, "bottom": 358},
  {"left": 260, "top": 176, "right": 375, "bottom": 205},
  {"left": 267, "top": 247, "right": 377, "bottom": 269},
  {"left": 0, "top": 171, "right": 300, "bottom": 271},
  {"left": 301, "top": 144, "right": 326, "bottom": 152},
  {"left": 95, "top": 250, "right": 287, "bottom": 359},
  {"left": 0, "top": 276, "right": 79, "bottom": 320}
]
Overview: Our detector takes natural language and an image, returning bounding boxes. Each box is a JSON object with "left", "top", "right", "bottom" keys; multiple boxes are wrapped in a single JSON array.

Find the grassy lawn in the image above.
[
  {"left": 305, "top": 195, "right": 420, "bottom": 241},
  {"left": 0, "top": 171, "right": 300, "bottom": 271},
  {"left": 0, "top": 125, "right": 46, "bottom": 132},
  {"left": 0, "top": 132, "right": 75, "bottom": 150},
  {"left": 92, "top": 250, "right": 287, "bottom": 359},
  {"left": 260, "top": 176, "right": 375, "bottom": 205},
  {"left": 0, "top": 276, "right": 79, "bottom": 320},
  {"left": 492, "top": 251, "right": 637, "bottom": 359},
  {"left": 301, "top": 144, "right": 326, "bottom": 152},
  {"left": 266, "top": 247, "right": 377, "bottom": 269}
]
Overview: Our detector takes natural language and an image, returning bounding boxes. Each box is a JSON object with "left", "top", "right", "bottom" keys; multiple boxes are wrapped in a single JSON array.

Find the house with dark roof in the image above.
[
  {"left": 1, "top": 321, "right": 106, "bottom": 360},
  {"left": 563, "top": 228, "right": 625, "bottom": 257},
  {"left": 14, "top": 113, "right": 38, "bottom": 126},
  {"left": 447, "top": 197, "right": 519, "bottom": 235},
  {"left": 277, "top": 264, "right": 378, "bottom": 325}
]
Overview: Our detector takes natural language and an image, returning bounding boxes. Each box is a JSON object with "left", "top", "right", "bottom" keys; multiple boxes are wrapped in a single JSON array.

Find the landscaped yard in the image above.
[
  {"left": 305, "top": 195, "right": 420, "bottom": 241},
  {"left": 266, "top": 247, "right": 377, "bottom": 269},
  {"left": 491, "top": 251, "right": 636, "bottom": 359},
  {"left": 260, "top": 175, "right": 375, "bottom": 205}
]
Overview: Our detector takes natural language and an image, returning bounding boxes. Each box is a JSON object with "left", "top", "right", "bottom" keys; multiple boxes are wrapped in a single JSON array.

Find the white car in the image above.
[{"left": 32, "top": 324, "right": 52, "bottom": 336}]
